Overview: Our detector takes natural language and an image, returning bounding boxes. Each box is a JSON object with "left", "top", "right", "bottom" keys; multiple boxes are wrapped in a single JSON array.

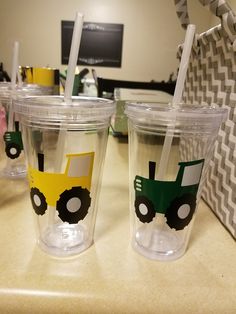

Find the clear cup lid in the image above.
[
  {"left": 0, "top": 82, "right": 11, "bottom": 102},
  {"left": 0, "top": 82, "right": 52, "bottom": 102},
  {"left": 14, "top": 84, "right": 53, "bottom": 96},
  {"left": 125, "top": 102, "right": 228, "bottom": 125},
  {"left": 14, "top": 95, "right": 115, "bottom": 122}
]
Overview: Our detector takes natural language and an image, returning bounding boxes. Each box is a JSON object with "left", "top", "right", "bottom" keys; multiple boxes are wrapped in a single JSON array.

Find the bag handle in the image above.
[{"left": 174, "top": 0, "right": 236, "bottom": 44}]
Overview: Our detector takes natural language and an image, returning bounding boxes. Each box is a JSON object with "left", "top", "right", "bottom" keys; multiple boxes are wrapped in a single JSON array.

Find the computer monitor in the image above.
[{"left": 61, "top": 21, "right": 124, "bottom": 68}]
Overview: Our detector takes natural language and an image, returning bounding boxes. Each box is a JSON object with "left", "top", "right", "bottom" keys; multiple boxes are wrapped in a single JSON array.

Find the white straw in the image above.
[
  {"left": 55, "top": 11, "right": 84, "bottom": 172},
  {"left": 17, "top": 67, "right": 23, "bottom": 87},
  {"left": 172, "top": 24, "right": 196, "bottom": 104},
  {"left": 50, "top": 12, "right": 84, "bottom": 226},
  {"left": 8, "top": 41, "right": 19, "bottom": 131},
  {"left": 10, "top": 41, "right": 19, "bottom": 90},
  {"left": 156, "top": 24, "right": 196, "bottom": 180},
  {"left": 64, "top": 12, "right": 84, "bottom": 103}
]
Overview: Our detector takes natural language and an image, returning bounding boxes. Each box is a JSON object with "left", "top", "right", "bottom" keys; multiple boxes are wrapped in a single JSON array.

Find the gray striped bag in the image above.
[{"left": 175, "top": 0, "right": 236, "bottom": 238}]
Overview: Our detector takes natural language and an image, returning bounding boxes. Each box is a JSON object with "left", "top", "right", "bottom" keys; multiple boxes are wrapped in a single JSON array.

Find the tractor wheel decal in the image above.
[
  {"left": 30, "top": 187, "right": 48, "bottom": 215},
  {"left": 5, "top": 143, "right": 21, "bottom": 159},
  {"left": 56, "top": 186, "right": 91, "bottom": 224},
  {"left": 134, "top": 195, "right": 156, "bottom": 223},
  {"left": 165, "top": 193, "right": 196, "bottom": 230}
]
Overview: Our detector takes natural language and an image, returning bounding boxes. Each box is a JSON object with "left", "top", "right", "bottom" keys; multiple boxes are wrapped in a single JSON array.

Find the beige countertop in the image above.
[{"left": 0, "top": 135, "right": 235, "bottom": 314}]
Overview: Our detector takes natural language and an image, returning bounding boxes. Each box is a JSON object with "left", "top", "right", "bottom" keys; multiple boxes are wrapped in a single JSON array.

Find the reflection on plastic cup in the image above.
[
  {"left": 125, "top": 102, "right": 228, "bottom": 261},
  {"left": 0, "top": 82, "right": 55, "bottom": 179},
  {"left": 0, "top": 82, "right": 25, "bottom": 178},
  {"left": 14, "top": 96, "right": 115, "bottom": 257}
]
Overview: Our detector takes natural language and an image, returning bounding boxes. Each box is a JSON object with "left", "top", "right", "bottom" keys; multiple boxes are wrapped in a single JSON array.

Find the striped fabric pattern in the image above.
[
  {"left": 175, "top": 0, "right": 236, "bottom": 42},
  {"left": 179, "top": 25, "right": 236, "bottom": 238},
  {"left": 174, "top": 0, "right": 190, "bottom": 29}
]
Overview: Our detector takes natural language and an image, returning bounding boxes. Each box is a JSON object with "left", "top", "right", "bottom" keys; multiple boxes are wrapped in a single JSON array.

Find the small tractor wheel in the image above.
[
  {"left": 30, "top": 187, "right": 48, "bottom": 216},
  {"left": 5, "top": 143, "right": 21, "bottom": 159},
  {"left": 165, "top": 193, "right": 196, "bottom": 230},
  {"left": 56, "top": 186, "right": 91, "bottom": 224},
  {"left": 134, "top": 195, "right": 156, "bottom": 223}
]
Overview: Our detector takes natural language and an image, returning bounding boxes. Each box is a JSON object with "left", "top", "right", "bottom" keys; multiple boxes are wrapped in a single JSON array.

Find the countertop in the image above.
[{"left": 0, "top": 135, "right": 235, "bottom": 314}]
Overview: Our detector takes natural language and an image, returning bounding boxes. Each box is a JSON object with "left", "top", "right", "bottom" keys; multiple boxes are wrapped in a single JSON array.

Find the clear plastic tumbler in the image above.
[
  {"left": 14, "top": 95, "right": 115, "bottom": 257},
  {"left": 125, "top": 102, "right": 227, "bottom": 261},
  {"left": 0, "top": 82, "right": 53, "bottom": 178}
]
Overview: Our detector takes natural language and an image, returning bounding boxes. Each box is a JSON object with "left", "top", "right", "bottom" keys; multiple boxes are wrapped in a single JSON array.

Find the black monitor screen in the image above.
[{"left": 61, "top": 21, "right": 124, "bottom": 68}]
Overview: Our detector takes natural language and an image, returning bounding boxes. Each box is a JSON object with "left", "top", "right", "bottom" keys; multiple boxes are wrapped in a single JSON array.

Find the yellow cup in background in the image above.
[{"left": 20, "top": 67, "right": 60, "bottom": 95}]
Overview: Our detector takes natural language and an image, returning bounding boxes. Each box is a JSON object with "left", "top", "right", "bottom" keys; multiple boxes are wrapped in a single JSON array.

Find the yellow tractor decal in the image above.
[{"left": 28, "top": 152, "right": 94, "bottom": 224}]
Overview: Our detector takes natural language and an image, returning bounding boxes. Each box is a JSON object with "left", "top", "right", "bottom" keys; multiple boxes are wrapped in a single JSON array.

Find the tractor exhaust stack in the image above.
[
  {"left": 149, "top": 161, "right": 156, "bottom": 180},
  {"left": 38, "top": 153, "right": 44, "bottom": 172}
]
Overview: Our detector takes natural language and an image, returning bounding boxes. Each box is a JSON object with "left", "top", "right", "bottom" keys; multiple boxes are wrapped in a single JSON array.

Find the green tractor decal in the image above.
[
  {"left": 3, "top": 121, "right": 23, "bottom": 159},
  {"left": 134, "top": 159, "right": 204, "bottom": 230}
]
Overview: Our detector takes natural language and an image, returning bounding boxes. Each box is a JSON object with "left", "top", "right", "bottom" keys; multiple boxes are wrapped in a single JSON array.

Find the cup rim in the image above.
[
  {"left": 0, "top": 83, "right": 52, "bottom": 101},
  {"left": 14, "top": 95, "right": 115, "bottom": 121},
  {"left": 125, "top": 101, "right": 228, "bottom": 122},
  {"left": 0, "top": 82, "right": 11, "bottom": 101}
]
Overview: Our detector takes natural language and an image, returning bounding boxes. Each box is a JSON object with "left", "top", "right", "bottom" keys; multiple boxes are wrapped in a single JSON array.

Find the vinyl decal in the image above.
[
  {"left": 3, "top": 121, "right": 24, "bottom": 159},
  {"left": 29, "top": 152, "right": 94, "bottom": 224},
  {"left": 134, "top": 159, "right": 204, "bottom": 230},
  {"left": 4, "top": 131, "right": 23, "bottom": 159}
]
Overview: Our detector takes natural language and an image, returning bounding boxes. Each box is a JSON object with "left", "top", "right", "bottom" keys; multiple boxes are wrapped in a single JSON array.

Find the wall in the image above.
[
  {"left": 229, "top": 0, "right": 236, "bottom": 11},
  {"left": 0, "top": 0, "right": 212, "bottom": 82}
]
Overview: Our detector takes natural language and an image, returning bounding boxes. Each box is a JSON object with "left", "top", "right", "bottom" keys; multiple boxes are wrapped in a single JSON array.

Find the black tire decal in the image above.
[
  {"left": 134, "top": 195, "right": 156, "bottom": 223},
  {"left": 165, "top": 193, "right": 196, "bottom": 230},
  {"left": 5, "top": 143, "right": 21, "bottom": 159},
  {"left": 30, "top": 187, "right": 48, "bottom": 215},
  {"left": 56, "top": 186, "right": 91, "bottom": 224}
]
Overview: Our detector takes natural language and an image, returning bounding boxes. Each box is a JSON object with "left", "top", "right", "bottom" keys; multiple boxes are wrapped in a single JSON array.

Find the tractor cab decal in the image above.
[
  {"left": 134, "top": 159, "right": 204, "bottom": 230},
  {"left": 29, "top": 151, "right": 94, "bottom": 224}
]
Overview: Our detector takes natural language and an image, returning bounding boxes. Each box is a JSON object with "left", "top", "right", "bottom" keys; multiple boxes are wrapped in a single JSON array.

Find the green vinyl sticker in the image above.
[{"left": 134, "top": 159, "right": 204, "bottom": 230}]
